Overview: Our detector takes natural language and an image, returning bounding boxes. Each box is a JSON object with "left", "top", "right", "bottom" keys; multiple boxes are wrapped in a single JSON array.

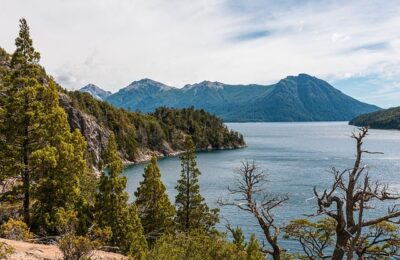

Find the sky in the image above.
[{"left": 0, "top": 0, "right": 399, "bottom": 108}]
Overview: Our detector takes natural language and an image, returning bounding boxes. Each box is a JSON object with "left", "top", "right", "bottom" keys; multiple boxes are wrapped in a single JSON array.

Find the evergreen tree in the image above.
[
  {"left": 0, "top": 18, "right": 44, "bottom": 225},
  {"left": 0, "top": 19, "right": 88, "bottom": 233},
  {"left": 135, "top": 155, "right": 175, "bottom": 244},
  {"left": 231, "top": 227, "right": 246, "bottom": 251},
  {"left": 30, "top": 102, "right": 88, "bottom": 234},
  {"left": 95, "top": 134, "right": 147, "bottom": 256},
  {"left": 246, "top": 234, "right": 264, "bottom": 260},
  {"left": 175, "top": 136, "right": 218, "bottom": 232}
]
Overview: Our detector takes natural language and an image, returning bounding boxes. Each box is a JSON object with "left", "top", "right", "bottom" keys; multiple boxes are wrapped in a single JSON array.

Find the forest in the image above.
[
  {"left": 0, "top": 19, "right": 399, "bottom": 260},
  {"left": 349, "top": 106, "right": 400, "bottom": 130}
]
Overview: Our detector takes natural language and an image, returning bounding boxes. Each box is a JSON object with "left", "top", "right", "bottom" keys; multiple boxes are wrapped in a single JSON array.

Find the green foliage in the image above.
[
  {"left": 88, "top": 226, "right": 112, "bottom": 248},
  {"left": 350, "top": 106, "right": 400, "bottom": 130},
  {"left": 67, "top": 91, "right": 245, "bottom": 167},
  {"left": 0, "top": 18, "right": 47, "bottom": 226},
  {"left": 0, "top": 218, "right": 32, "bottom": 241},
  {"left": 135, "top": 155, "right": 175, "bottom": 244},
  {"left": 31, "top": 92, "right": 89, "bottom": 234},
  {"left": 0, "top": 19, "right": 90, "bottom": 237},
  {"left": 246, "top": 234, "right": 264, "bottom": 260},
  {"left": 11, "top": 18, "right": 40, "bottom": 67},
  {"left": 152, "top": 106, "right": 245, "bottom": 150},
  {"left": 231, "top": 227, "right": 245, "bottom": 251},
  {"left": 147, "top": 229, "right": 263, "bottom": 260},
  {"left": 68, "top": 91, "right": 139, "bottom": 162},
  {"left": 95, "top": 134, "right": 147, "bottom": 256},
  {"left": 358, "top": 221, "right": 400, "bottom": 258},
  {"left": 229, "top": 227, "right": 263, "bottom": 260},
  {"left": 284, "top": 218, "right": 335, "bottom": 259},
  {"left": 0, "top": 242, "right": 14, "bottom": 259},
  {"left": 59, "top": 234, "right": 94, "bottom": 260},
  {"left": 175, "top": 136, "right": 219, "bottom": 232}
]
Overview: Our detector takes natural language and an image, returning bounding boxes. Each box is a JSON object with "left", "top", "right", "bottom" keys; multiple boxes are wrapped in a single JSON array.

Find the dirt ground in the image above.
[{"left": 0, "top": 238, "right": 127, "bottom": 260}]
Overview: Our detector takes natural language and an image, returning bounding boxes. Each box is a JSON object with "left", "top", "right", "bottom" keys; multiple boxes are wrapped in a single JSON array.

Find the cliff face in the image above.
[
  {"left": 59, "top": 93, "right": 111, "bottom": 169},
  {"left": 59, "top": 92, "right": 246, "bottom": 171}
]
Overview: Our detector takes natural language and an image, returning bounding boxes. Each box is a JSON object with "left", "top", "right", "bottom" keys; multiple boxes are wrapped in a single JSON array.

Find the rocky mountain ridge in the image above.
[{"left": 84, "top": 74, "right": 380, "bottom": 122}]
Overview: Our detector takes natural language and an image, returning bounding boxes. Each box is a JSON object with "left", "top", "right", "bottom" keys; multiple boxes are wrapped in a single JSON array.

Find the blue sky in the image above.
[{"left": 0, "top": 0, "right": 399, "bottom": 108}]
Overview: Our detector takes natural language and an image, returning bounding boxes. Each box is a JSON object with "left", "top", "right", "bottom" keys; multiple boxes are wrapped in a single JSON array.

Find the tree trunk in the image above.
[
  {"left": 22, "top": 95, "right": 30, "bottom": 226},
  {"left": 271, "top": 245, "right": 281, "bottom": 260},
  {"left": 185, "top": 160, "right": 190, "bottom": 231},
  {"left": 332, "top": 233, "right": 350, "bottom": 260},
  {"left": 257, "top": 217, "right": 281, "bottom": 260},
  {"left": 22, "top": 135, "right": 30, "bottom": 226}
]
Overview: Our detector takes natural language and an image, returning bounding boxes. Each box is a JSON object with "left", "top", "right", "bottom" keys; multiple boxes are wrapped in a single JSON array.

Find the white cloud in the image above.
[{"left": 0, "top": 0, "right": 399, "bottom": 107}]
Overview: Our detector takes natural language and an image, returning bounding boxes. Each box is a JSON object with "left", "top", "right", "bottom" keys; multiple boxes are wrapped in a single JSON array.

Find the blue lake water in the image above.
[{"left": 123, "top": 122, "right": 400, "bottom": 253}]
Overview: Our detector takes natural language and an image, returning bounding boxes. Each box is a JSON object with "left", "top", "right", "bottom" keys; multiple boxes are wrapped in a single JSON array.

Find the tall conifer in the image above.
[
  {"left": 175, "top": 136, "right": 219, "bottom": 232},
  {"left": 135, "top": 155, "right": 175, "bottom": 244},
  {"left": 95, "top": 134, "right": 147, "bottom": 256},
  {"left": 0, "top": 19, "right": 88, "bottom": 232}
]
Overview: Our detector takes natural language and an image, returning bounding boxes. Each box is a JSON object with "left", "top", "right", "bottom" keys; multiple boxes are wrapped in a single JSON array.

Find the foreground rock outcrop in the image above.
[{"left": 0, "top": 238, "right": 126, "bottom": 260}]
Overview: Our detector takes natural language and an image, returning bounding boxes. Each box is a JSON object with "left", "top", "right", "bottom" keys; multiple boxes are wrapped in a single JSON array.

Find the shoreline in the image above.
[{"left": 123, "top": 144, "right": 247, "bottom": 168}]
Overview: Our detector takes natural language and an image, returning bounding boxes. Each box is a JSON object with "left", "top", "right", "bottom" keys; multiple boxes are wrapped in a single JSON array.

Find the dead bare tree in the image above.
[
  {"left": 218, "top": 160, "right": 288, "bottom": 260},
  {"left": 314, "top": 127, "right": 400, "bottom": 259}
]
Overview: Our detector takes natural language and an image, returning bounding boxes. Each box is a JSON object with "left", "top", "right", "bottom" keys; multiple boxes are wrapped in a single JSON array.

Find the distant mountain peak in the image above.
[
  {"left": 126, "top": 78, "right": 174, "bottom": 91},
  {"left": 283, "top": 73, "right": 317, "bottom": 81},
  {"left": 183, "top": 80, "right": 225, "bottom": 90},
  {"left": 105, "top": 74, "right": 380, "bottom": 122},
  {"left": 80, "top": 84, "right": 112, "bottom": 100}
]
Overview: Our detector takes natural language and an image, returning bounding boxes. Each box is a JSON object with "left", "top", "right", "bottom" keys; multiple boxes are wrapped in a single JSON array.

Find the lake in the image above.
[{"left": 123, "top": 122, "right": 400, "bottom": 253}]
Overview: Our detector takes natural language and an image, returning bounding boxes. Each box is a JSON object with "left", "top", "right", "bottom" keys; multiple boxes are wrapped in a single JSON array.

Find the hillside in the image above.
[
  {"left": 349, "top": 106, "right": 400, "bottom": 130},
  {"left": 0, "top": 47, "right": 245, "bottom": 170},
  {"left": 98, "top": 74, "right": 380, "bottom": 122},
  {"left": 65, "top": 91, "right": 245, "bottom": 169}
]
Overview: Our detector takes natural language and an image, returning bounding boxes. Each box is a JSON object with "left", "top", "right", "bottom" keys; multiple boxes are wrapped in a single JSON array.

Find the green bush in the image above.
[
  {"left": 59, "top": 234, "right": 94, "bottom": 260},
  {"left": 0, "top": 218, "right": 32, "bottom": 241},
  {"left": 0, "top": 242, "right": 14, "bottom": 259},
  {"left": 147, "top": 229, "right": 264, "bottom": 260}
]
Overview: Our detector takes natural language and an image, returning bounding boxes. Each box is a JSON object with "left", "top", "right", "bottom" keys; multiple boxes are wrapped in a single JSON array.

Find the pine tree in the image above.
[
  {"left": 175, "top": 136, "right": 219, "bottom": 232},
  {"left": 0, "top": 18, "right": 44, "bottom": 225},
  {"left": 95, "top": 134, "right": 147, "bottom": 256},
  {"left": 135, "top": 155, "right": 175, "bottom": 244},
  {"left": 246, "top": 234, "right": 264, "bottom": 260},
  {"left": 232, "top": 227, "right": 246, "bottom": 251},
  {"left": 30, "top": 101, "right": 88, "bottom": 234},
  {"left": 0, "top": 19, "right": 90, "bottom": 233}
]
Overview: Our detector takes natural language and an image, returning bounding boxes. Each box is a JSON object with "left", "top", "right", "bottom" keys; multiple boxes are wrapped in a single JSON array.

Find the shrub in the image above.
[
  {"left": 147, "top": 229, "right": 264, "bottom": 260},
  {"left": 59, "top": 234, "right": 94, "bottom": 260},
  {"left": 0, "top": 218, "right": 32, "bottom": 241},
  {"left": 0, "top": 242, "right": 14, "bottom": 259}
]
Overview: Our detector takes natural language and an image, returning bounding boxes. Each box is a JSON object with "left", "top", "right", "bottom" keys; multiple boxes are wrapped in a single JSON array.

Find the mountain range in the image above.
[{"left": 81, "top": 74, "right": 380, "bottom": 122}]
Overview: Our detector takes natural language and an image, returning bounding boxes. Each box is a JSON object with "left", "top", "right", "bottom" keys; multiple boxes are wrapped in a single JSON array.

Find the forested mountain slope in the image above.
[
  {"left": 349, "top": 106, "right": 400, "bottom": 130},
  {"left": 0, "top": 47, "right": 245, "bottom": 170},
  {"left": 96, "top": 74, "right": 380, "bottom": 122}
]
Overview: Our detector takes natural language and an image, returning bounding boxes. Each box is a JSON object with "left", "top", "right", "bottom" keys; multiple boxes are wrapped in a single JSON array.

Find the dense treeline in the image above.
[
  {"left": 1, "top": 19, "right": 400, "bottom": 260},
  {"left": 349, "top": 106, "right": 400, "bottom": 130},
  {"left": 152, "top": 106, "right": 245, "bottom": 150},
  {"left": 67, "top": 91, "right": 245, "bottom": 165}
]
